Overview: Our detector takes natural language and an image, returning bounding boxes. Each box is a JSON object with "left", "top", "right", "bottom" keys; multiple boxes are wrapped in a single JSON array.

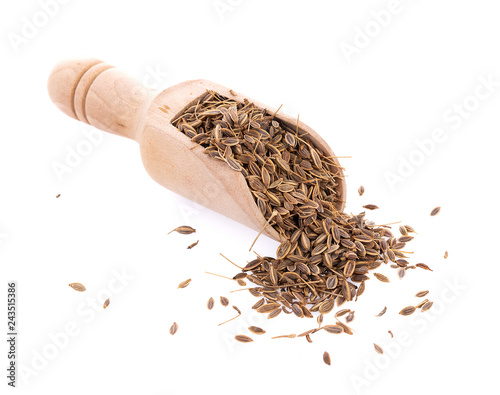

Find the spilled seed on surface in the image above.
[
  {"left": 169, "top": 226, "right": 196, "bottom": 235},
  {"left": 178, "top": 279, "right": 192, "bottom": 289},
  {"left": 69, "top": 283, "right": 86, "bottom": 292}
]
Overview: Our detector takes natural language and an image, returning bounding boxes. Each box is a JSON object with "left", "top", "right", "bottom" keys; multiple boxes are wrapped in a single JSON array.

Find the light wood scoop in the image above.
[{"left": 47, "top": 58, "right": 346, "bottom": 242}]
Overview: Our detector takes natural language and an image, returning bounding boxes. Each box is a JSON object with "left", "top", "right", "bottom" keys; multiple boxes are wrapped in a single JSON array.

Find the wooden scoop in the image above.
[{"left": 47, "top": 58, "right": 346, "bottom": 242}]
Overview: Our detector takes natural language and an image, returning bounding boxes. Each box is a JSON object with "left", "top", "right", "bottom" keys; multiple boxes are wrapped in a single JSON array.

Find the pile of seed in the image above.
[{"left": 172, "top": 91, "right": 421, "bottom": 321}]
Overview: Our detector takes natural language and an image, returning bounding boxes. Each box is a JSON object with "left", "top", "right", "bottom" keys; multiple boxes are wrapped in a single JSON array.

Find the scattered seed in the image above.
[
  {"left": 358, "top": 186, "right": 364, "bottom": 196},
  {"left": 69, "top": 283, "right": 86, "bottom": 292},
  {"left": 399, "top": 306, "right": 417, "bottom": 316},
  {"left": 323, "top": 351, "right": 331, "bottom": 365},
  {"left": 421, "top": 301, "right": 434, "bottom": 312},
  {"left": 169, "top": 322, "right": 178, "bottom": 335},
  {"left": 235, "top": 335, "right": 253, "bottom": 343},
  {"left": 363, "top": 204, "right": 379, "bottom": 210},
  {"left": 374, "top": 343, "right": 384, "bottom": 354},
  {"left": 169, "top": 226, "right": 196, "bottom": 235},
  {"left": 416, "top": 299, "right": 429, "bottom": 309},
  {"left": 103, "top": 298, "right": 110, "bottom": 309},
  {"left": 388, "top": 330, "right": 394, "bottom": 338},
  {"left": 177, "top": 279, "right": 192, "bottom": 289},
  {"left": 374, "top": 273, "right": 390, "bottom": 283},
  {"left": 323, "top": 325, "right": 344, "bottom": 334},
  {"left": 444, "top": 251, "right": 448, "bottom": 259},
  {"left": 415, "top": 290, "right": 429, "bottom": 298},
  {"left": 207, "top": 297, "right": 214, "bottom": 310},
  {"left": 248, "top": 326, "right": 266, "bottom": 335},
  {"left": 56, "top": 194, "right": 61, "bottom": 198},
  {"left": 416, "top": 263, "right": 433, "bottom": 271},
  {"left": 430, "top": 207, "right": 441, "bottom": 216},
  {"left": 346, "top": 311, "right": 355, "bottom": 323},
  {"left": 220, "top": 296, "right": 229, "bottom": 306}
]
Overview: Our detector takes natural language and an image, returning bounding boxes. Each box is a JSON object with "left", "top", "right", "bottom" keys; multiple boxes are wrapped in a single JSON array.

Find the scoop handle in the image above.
[{"left": 47, "top": 58, "right": 156, "bottom": 141}]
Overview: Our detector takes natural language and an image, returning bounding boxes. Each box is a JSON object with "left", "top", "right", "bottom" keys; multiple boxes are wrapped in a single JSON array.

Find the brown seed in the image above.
[
  {"left": 257, "top": 303, "right": 280, "bottom": 313},
  {"left": 399, "top": 306, "right": 417, "bottom": 316},
  {"left": 430, "top": 207, "right": 441, "bottom": 216},
  {"left": 268, "top": 308, "right": 282, "bottom": 319},
  {"left": 103, "top": 298, "right": 110, "bottom": 309},
  {"left": 235, "top": 335, "right": 253, "bottom": 343},
  {"left": 416, "top": 263, "right": 433, "bottom": 271},
  {"left": 398, "top": 267, "right": 406, "bottom": 280},
  {"left": 416, "top": 299, "right": 429, "bottom": 309},
  {"left": 323, "top": 325, "right": 344, "bottom": 334},
  {"left": 374, "top": 343, "right": 384, "bottom": 354},
  {"left": 421, "top": 301, "right": 434, "bottom": 312},
  {"left": 399, "top": 226, "right": 408, "bottom": 236},
  {"left": 335, "top": 309, "right": 351, "bottom": 318},
  {"left": 363, "top": 204, "right": 379, "bottom": 210},
  {"left": 69, "top": 283, "right": 86, "bottom": 292},
  {"left": 444, "top": 251, "right": 448, "bottom": 259},
  {"left": 323, "top": 351, "right": 331, "bottom": 365},
  {"left": 388, "top": 330, "right": 394, "bottom": 338},
  {"left": 248, "top": 326, "right": 266, "bottom": 335},
  {"left": 374, "top": 273, "right": 390, "bottom": 283},
  {"left": 375, "top": 306, "right": 387, "bottom": 317},
  {"left": 346, "top": 311, "right": 355, "bottom": 323},
  {"left": 169, "top": 322, "right": 178, "bottom": 335},
  {"left": 207, "top": 297, "right": 214, "bottom": 310},
  {"left": 220, "top": 296, "right": 229, "bottom": 306},
  {"left": 187, "top": 240, "right": 199, "bottom": 249},
  {"left": 415, "top": 290, "right": 429, "bottom": 298},
  {"left": 177, "top": 279, "right": 192, "bottom": 289},
  {"left": 237, "top": 279, "right": 246, "bottom": 286},
  {"left": 169, "top": 226, "right": 196, "bottom": 235},
  {"left": 56, "top": 194, "right": 61, "bottom": 198},
  {"left": 233, "top": 306, "right": 241, "bottom": 314}
]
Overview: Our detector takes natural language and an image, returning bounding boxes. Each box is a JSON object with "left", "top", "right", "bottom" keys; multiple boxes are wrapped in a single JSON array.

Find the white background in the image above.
[{"left": 1, "top": 1, "right": 499, "bottom": 394}]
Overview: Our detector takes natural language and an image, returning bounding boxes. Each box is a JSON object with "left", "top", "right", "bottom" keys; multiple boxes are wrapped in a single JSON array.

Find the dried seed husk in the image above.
[
  {"left": 178, "top": 279, "right": 192, "bottom": 289},
  {"left": 169, "top": 322, "right": 178, "bottom": 335},
  {"left": 187, "top": 240, "right": 199, "bottom": 249},
  {"left": 375, "top": 306, "right": 387, "bottom": 317},
  {"left": 374, "top": 343, "right": 384, "bottom": 354},
  {"left": 248, "top": 326, "right": 266, "bottom": 335},
  {"left": 169, "top": 226, "right": 196, "bottom": 235},
  {"left": 103, "top": 298, "right": 110, "bottom": 309},
  {"left": 69, "top": 283, "right": 86, "bottom": 292},
  {"left": 235, "top": 335, "right": 253, "bottom": 343},
  {"left": 323, "top": 351, "right": 331, "bottom": 365},
  {"left": 346, "top": 311, "right": 355, "bottom": 323},
  {"left": 257, "top": 302, "right": 280, "bottom": 313},
  {"left": 388, "top": 330, "right": 394, "bottom": 338},
  {"left": 358, "top": 186, "right": 364, "bottom": 196},
  {"left": 335, "top": 309, "right": 351, "bottom": 318},
  {"left": 430, "top": 207, "right": 441, "bottom": 216},
  {"left": 363, "top": 204, "right": 379, "bottom": 210},
  {"left": 207, "top": 297, "right": 214, "bottom": 310},
  {"left": 399, "top": 306, "right": 417, "bottom": 316}
]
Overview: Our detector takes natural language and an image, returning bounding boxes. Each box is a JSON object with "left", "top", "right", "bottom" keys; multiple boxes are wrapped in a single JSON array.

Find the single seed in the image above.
[
  {"left": 248, "top": 326, "right": 266, "bottom": 335},
  {"left": 430, "top": 207, "right": 441, "bottom": 216},
  {"left": 220, "top": 296, "right": 229, "bottom": 306},
  {"left": 358, "top": 186, "right": 364, "bottom": 196},
  {"left": 69, "top": 283, "right": 86, "bottom": 292},
  {"left": 388, "top": 330, "right": 394, "bottom": 338},
  {"left": 103, "top": 298, "right": 110, "bottom": 309},
  {"left": 399, "top": 306, "right": 417, "bottom": 316},
  {"left": 169, "top": 322, "right": 178, "bottom": 335},
  {"left": 416, "top": 263, "right": 433, "bottom": 271},
  {"left": 444, "top": 251, "right": 448, "bottom": 259},
  {"left": 177, "top": 279, "right": 192, "bottom": 289},
  {"left": 421, "top": 301, "right": 434, "bottom": 312},
  {"left": 323, "top": 325, "right": 344, "bottom": 334},
  {"left": 169, "top": 226, "right": 196, "bottom": 235},
  {"left": 346, "top": 311, "right": 355, "bottom": 323},
  {"left": 374, "top": 343, "right": 384, "bottom": 354},
  {"left": 323, "top": 351, "right": 331, "bottom": 365},
  {"left": 374, "top": 273, "right": 390, "bottom": 283},
  {"left": 363, "top": 204, "right": 379, "bottom": 210},
  {"left": 207, "top": 297, "right": 214, "bottom": 310},
  {"left": 56, "top": 194, "right": 61, "bottom": 198},
  {"left": 415, "top": 290, "right": 429, "bottom": 298}
]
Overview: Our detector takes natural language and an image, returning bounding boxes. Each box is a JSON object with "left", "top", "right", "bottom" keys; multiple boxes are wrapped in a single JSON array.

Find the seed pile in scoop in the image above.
[{"left": 172, "top": 91, "right": 420, "bottom": 320}]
